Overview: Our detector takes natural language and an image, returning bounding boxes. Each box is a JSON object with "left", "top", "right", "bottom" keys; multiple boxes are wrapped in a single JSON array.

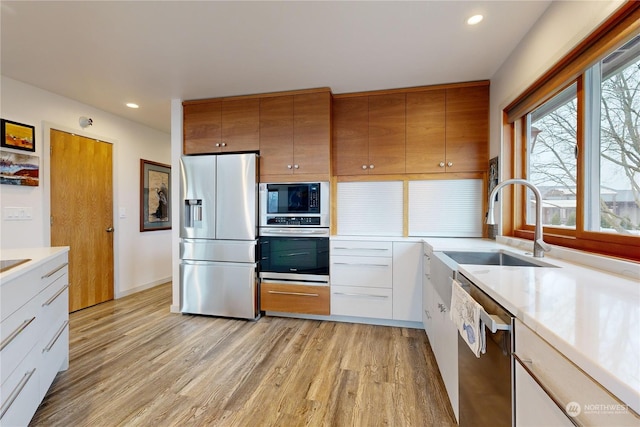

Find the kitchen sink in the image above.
[
  {"left": 442, "top": 251, "right": 556, "bottom": 268},
  {"left": 0, "top": 258, "right": 31, "bottom": 273}
]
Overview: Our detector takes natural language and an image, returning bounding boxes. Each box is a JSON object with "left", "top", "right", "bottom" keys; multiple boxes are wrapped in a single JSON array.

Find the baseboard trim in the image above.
[{"left": 116, "top": 277, "right": 171, "bottom": 299}]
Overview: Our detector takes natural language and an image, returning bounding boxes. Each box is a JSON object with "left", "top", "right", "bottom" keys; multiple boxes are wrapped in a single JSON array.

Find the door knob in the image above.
[
  {"left": 287, "top": 164, "right": 292, "bottom": 169},
  {"left": 294, "top": 164, "right": 299, "bottom": 169},
  {"left": 447, "top": 162, "right": 453, "bottom": 167},
  {"left": 221, "top": 142, "right": 227, "bottom": 147},
  {"left": 106, "top": 227, "right": 114, "bottom": 233},
  {"left": 439, "top": 162, "right": 445, "bottom": 167},
  {"left": 369, "top": 164, "right": 374, "bottom": 169},
  {"left": 362, "top": 165, "right": 367, "bottom": 170},
  {"left": 215, "top": 143, "right": 221, "bottom": 147}
]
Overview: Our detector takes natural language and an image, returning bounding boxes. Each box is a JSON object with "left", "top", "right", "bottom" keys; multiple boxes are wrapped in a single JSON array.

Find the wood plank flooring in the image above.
[{"left": 30, "top": 283, "right": 456, "bottom": 427}]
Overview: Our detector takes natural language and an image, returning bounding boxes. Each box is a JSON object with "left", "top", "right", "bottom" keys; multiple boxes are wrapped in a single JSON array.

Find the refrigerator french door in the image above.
[{"left": 179, "top": 153, "right": 259, "bottom": 319}]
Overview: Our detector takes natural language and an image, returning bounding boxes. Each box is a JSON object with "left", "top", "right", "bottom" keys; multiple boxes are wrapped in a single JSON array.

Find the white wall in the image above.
[
  {"left": 489, "top": 0, "right": 625, "bottom": 159},
  {"left": 0, "top": 76, "right": 172, "bottom": 297}
]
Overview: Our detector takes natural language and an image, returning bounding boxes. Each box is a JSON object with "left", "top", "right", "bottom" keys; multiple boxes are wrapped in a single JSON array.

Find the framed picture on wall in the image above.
[
  {"left": 140, "top": 159, "right": 171, "bottom": 232},
  {"left": 1, "top": 119, "right": 35, "bottom": 152}
]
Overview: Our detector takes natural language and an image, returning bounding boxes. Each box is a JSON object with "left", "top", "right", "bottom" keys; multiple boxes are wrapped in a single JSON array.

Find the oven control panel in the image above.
[{"left": 266, "top": 216, "right": 321, "bottom": 226}]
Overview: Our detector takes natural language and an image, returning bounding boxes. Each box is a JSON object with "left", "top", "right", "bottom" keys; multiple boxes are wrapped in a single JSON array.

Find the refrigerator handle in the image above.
[{"left": 185, "top": 199, "right": 203, "bottom": 227}]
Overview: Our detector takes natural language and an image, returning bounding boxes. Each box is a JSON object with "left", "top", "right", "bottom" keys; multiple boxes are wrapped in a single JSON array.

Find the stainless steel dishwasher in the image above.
[{"left": 456, "top": 272, "right": 514, "bottom": 427}]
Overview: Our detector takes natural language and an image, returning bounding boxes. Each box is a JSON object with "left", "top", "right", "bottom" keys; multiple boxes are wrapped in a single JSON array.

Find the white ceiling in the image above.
[{"left": 1, "top": 1, "right": 551, "bottom": 134}]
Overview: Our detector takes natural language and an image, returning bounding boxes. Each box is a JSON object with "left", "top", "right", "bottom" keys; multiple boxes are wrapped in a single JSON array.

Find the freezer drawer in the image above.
[
  {"left": 180, "top": 261, "right": 258, "bottom": 319},
  {"left": 180, "top": 239, "right": 256, "bottom": 263}
]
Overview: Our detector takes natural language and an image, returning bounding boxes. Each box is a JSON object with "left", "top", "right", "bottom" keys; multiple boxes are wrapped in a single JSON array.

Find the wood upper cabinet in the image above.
[
  {"left": 444, "top": 85, "right": 489, "bottom": 172},
  {"left": 333, "top": 93, "right": 406, "bottom": 175},
  {"left": 333, "top": 97, "right": 369, "bottom": 176},
  {"left": 406, "top": 90, "right": 446, "bottom": 173},
  {"left": 183, "top": 98, "right": 259, "bottom": 154},
  {"left": 259, "top": 91, "right": 331, "bottom": 181},
  {"left": 368, "top": 93, "right": 406, "bottom": 174},
  {"left": 333, "top": 82, "right": 488, "bottom": 176},
  {"left": 259, "top": 95, "right": 294, "bottom": 176}
]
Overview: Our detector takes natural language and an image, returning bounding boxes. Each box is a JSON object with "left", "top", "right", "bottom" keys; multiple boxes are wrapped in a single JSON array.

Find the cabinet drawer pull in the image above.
[
  {"left": 424, "top": 309, "right": 432, "bottom": 319},
  {"left": 0, "top": 368, "right": 36, "bottom": 420},
  {"left": 268, "top": 290, "right": 318, "bottom": 297},
  {"left": 332, "top": 262, "right": 390, "bottom": 267},
  {"left": 333, "top": 292, "right": 389, "bottom": 299},
  {"left": 333, "top": 247, "right": 388, "bottom": 251},
  {"left": 43, "top": 320, "right": 69, "bottom": 353},
  {"left": 42, "top": 284, "right": 69, "bottom": 307},
  {"left": 0, "top": 317, "right": 36, "bottom": 352},
  {"left": 41, "top": 262, "right": 68, "bottom": 279},
  {"left": 513, "top": 353, "right": 581, "bottom": 426}
]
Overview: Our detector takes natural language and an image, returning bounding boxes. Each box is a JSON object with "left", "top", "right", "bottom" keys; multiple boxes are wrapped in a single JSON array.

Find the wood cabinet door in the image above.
[
  {"left": 333, "top": 97, "right": 369, "bottom": 175},
  {"left": 259, "top": 95, "right": 294, "bottom": 177},
  {"left": 293, "top": 92, "right": 331, "bottom": 176},
  {"left": 445, "top": 85, "right": 489, "bottom": 172},
  {"left": 183, "top": 101, "right": 222, "bottom": 154},
  {"left": 406, "top": 90, "right": 446, "bottom": 173},
  {"left": 368, "top": 93, "right": 406, "bottom": 174},
  {"left": 221, "top": 98, "right": 260, "bottom": 152}
]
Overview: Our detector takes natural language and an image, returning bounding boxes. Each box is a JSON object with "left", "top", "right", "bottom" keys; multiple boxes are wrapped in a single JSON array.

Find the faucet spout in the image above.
[{"left": 487, "top": 178, "right": 550, "bottom": 258}]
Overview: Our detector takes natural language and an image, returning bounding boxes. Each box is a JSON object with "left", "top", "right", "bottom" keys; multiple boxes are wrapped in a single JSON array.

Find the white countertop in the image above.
[
  {"left": 0, "top": 247, "right": 70, "bottom": 282},
  {"left": 423, "top": 237, "right": 640, "bottom": 415}
]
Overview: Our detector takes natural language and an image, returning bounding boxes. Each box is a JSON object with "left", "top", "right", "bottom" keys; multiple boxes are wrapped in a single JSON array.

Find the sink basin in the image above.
[
  {"left": 442, "top": 251, "right": 556, "bottom": 268},
  {"left": 0, "top": 258, "right": 31, "bottom": 273}
]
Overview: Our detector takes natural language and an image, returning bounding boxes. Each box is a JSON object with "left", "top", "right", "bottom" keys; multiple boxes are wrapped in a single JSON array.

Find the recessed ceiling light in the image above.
[
  {"left": 126, "top": 103, "right": 139, "bottom": 109},
  {"left": 467, "top": 14, "right": 484, "bottom": 25}
]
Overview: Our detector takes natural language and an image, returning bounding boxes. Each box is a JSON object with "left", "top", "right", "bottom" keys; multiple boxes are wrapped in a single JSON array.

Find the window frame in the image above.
[{"left": 504, "top": 2, "right": 640, "bottom": 262}]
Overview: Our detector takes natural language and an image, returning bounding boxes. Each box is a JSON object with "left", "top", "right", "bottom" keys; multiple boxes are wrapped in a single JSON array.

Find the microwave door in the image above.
[{"left": 180, "top": 156, "right": 217, "bottom": 239}]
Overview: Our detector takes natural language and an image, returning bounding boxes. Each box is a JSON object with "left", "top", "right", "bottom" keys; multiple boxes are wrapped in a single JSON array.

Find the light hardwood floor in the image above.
[{"left": 30, "top": 283, "right": 456, "bottom": 427}]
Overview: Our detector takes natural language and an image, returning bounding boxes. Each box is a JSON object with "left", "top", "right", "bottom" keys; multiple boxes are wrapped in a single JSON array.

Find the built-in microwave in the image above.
[{"left": 259, "top": 182, "right": 329, "bottom": 227}]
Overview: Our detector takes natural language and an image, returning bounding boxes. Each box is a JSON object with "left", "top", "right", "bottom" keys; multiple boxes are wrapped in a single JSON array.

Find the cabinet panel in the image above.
[
  {"left": 183, "top": 101, "right": 222, "bottom": 154},
  {"left": 221, "top": 98, "right": 260, "bottom": 152},
  {"left": 331, "top": 285, "right": 393, "bottom": 319},
  {"left": 333, "top": 97, "right": 369, "bottom": 176},
  {"left": 259, "top": 96, "right": 294, "bottom": 177},
  {"left": 293, "top": 92, "right": 331, "bottom": 176},
  {"left": 368, "top": 93, "right": 406, "bottom": 174},
  {"left": 406, "top": 90, "right": 446, "bottom": 173},
  {"left": 330, "top": 240, "right": 393, "bottom": 257},
  {"left": 392, "top": 242, "right": 422, "bottom": 321},
  {"left": 515, "top": 362, "right": 573, "bottom": 427},
  {"left": 260, "top": 282, "right": 329, "bottom": 315},
  {"left": 445, "top": 85, "right": 489, "bottom": 172},
  {"left": 0, "top": 349, "right": 39, "bottom": 427}
]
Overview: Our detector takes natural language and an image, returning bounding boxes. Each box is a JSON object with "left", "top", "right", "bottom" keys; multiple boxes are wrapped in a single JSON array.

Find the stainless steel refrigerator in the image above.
[{"left": 179, "top": 153, "right": 259, "bottom": 319}]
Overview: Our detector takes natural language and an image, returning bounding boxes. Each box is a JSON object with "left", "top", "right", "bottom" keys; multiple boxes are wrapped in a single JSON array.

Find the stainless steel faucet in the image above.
[{"left": 486, "top": 178, "right": 551, "bottom": 258}]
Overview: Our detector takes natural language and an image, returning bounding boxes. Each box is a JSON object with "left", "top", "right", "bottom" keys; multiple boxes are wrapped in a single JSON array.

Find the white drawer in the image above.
[
  {"left": 330, "top": 240, "right": 392, "bottom": 257},
  {"left": 0, "top": 268, "right": 40, "bottom": 323},
  {"left": 39, "top": 253, "right": 69, "bottom": 290},
  {"left": 514, "top": 320, "right": 639, "bottom": 426},
  {"left": 0, "top": 347, "right": 40, "bottom": 427},
  {"left": 331, "top": 285, "right": 393, "bottom": 319},
  {"left": 39, "top": 274, "right": 69, "bottom": 331},
  {"left": 331, "top": 256, "right": 392, "bottom": 288},
  {"left": 38, "top": 318, "right": 69, "bottom": 401},
  {"left": 0, "top": 297, "right": 41, "bottom": 385}
]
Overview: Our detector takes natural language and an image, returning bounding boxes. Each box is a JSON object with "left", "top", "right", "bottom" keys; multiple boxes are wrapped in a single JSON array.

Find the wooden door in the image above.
[
  {"left": 221, "top": 98, "right": 260, "bottom": 152},
  {"left": 445, "top": 85, "right": 489, "bottom": 172},
  {"left": 50, "top": 129, "right": 114, "bottom": 312},
  {"left": 259, "top": 95, "right": 294, "bottom": 179},
  {"left": 406, "top": 90, "right": 446, "bottom": 173},
  {"left": 292, "top": 92, "right": 331, "bottom": 177},
  {"left": 183, "top": 100, "right": 222, "bottom": 154},
  {"left": 368, "top": 93, "right": 406, "bottom": 175},
  {"left": 333, "top": 96, "right": 369, "bottom": 176}
]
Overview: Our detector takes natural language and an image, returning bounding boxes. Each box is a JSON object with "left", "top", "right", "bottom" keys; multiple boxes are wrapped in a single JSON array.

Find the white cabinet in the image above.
[
  {"left": 392, "top": 242, "right": 422, "bottom": 321},
  {"left": 331, "top": 241, "right": 393, "bottom": 319},
  {"left": 0, "top": 249, "right": 69, "bottom": 426},
  {"left": 330, "top": 240, "right": 423, "bottom": 322},
  {"left": 514, "top": 319, "right": 638, "bottom": 427},
  {"left": 422, "top": 247, "right": 434, "bottom": 339}
]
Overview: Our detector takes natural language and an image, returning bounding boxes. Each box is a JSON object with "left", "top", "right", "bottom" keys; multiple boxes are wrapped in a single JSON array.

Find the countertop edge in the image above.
[{"left": 0, "top": 246, "right": 70, "bottom": 282}]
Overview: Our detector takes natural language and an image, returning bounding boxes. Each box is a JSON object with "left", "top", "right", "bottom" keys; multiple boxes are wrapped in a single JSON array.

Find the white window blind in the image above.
[
  {"left": 337, "top": 181, "right": 403, "bottom": 236},
  {"left": 408, "top": 180, "right": 483, "bottom": 237}
]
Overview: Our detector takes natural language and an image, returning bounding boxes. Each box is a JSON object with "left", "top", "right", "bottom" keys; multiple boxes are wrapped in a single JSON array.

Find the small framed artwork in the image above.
[
  {"left": 1, "top": 119, "right": 35, "bottom": 152},
  {"left": 0, "top": 150, "right": 39, "bottom": 186},
  {"left": 140, "top": 159, "right": 171, "bottom": 232}
]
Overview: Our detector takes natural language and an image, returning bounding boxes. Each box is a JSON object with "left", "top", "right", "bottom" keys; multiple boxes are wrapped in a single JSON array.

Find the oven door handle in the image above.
[{"left": 260, "top": 229, "right": 328, "bottom": 236}]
